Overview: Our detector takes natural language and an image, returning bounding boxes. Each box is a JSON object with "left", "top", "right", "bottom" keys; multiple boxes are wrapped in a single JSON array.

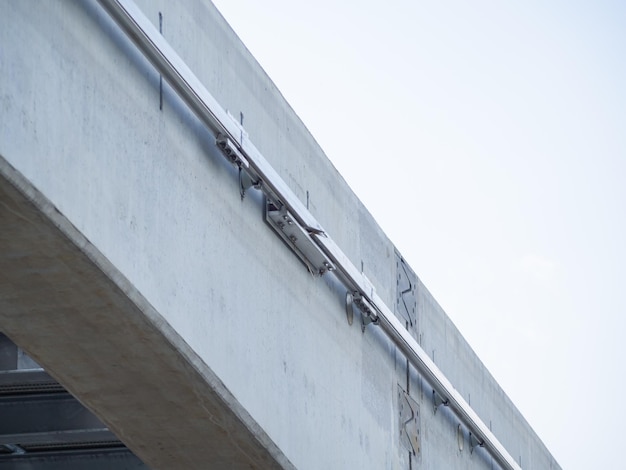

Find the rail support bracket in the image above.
[
  {"left": 433, "top": 389, "right": 449, "bottom": 415},
  {"left": 469, "top": 432, "right": 484, "bottom": 454}
]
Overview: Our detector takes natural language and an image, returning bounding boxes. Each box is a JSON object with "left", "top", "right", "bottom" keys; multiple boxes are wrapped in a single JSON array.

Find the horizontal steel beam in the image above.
[
  {"left": 0, "top": 394, "right": 106, "bottom": 436},
  {"left": 0, "top": 370, "right": 64, "bottom": 396},
  {"left": 1, "top": 429, "right": 118, "bottom": 448},
  {"left": 94, "top": 1, "right": 521, "bottom": 468},
  {"left": 0, "top": 448, "right": 147, "bottom": 470}
]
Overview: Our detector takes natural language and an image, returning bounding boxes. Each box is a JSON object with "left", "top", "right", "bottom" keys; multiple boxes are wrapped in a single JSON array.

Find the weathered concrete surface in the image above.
[
  {"left": 0, "top": 158, "right": 293, "bottom": 469},
  {"left": 0, "top": 0, "right": 560, "bottom": 469}
]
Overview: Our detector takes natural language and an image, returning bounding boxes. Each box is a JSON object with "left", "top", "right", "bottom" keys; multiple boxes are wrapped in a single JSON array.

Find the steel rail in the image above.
[{"left": 95, "top": 1, "right": 521, "bottom": 468}]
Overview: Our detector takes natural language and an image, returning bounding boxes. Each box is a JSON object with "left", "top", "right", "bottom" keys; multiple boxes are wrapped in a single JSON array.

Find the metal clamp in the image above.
[
  {"left": 352, "top": 292, "right": 379, "bottom": 332},
  {"left": 239, "top": 167, "right": 261, "bottom": 199},
  {"left": 433, "top": 389, "right": 449, "bottom": 414},
  {"left": 469, "top": 432, "right": 484, "bottom": 454},
  {"left": 216, "top": 134, "right": 249, "bottom": 169}
]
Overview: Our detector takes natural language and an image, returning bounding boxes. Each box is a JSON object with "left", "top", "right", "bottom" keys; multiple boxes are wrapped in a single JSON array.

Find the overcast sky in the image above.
[{"left": 211, "top": 1, "right": 626, "bottom": 468}]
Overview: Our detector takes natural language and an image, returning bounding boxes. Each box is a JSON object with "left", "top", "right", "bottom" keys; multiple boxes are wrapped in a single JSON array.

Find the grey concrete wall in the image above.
[{"left": 0, "top": 0, "right": 559, "bottom": 469}]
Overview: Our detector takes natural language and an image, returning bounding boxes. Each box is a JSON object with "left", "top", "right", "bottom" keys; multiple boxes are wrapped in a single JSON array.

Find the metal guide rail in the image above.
[{"left": 94, "top": 1, "right": 521, "bottom": 468}]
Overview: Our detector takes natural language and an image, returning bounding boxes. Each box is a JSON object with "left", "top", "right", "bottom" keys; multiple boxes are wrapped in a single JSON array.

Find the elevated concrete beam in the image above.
[{"left": 0, "top": 156, "right": 294, "bottom": 470}]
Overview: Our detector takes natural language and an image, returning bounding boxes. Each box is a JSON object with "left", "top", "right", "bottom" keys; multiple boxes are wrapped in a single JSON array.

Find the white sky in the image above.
[{"left": 211, "top": 1, "right": 626, "bottom": 468}]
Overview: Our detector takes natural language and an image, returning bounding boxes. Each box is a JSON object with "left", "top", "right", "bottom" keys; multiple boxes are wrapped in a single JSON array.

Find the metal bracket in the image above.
[
  {"left": 216, "top": 134, "right": 249, "bottom": 169},
  {"left": 218, "top": 116, "right": 258, "bottom": 200},
  {"left": 361, "top": 311, "right": 376, "bottom": 332},
  {"left": 396, "top": 253, "right": 417, "bottom": 328},
  {"left": 265, "top": 200, "right": 334, "bottom": 276},
  {"left": 239, "top": 167, "right": 261, "bottom": 200},
  {"left": 353, "top": 292, "right": 379, "bottom": 332},
  {"left": 433, "top": 389, "right": 449, "bottom": 414},
  {"left": 398, "top": 387, "right": 421, "bottom": 456},
  {"left": 469, "top": 432, "right": 484, "bottom": 453}
]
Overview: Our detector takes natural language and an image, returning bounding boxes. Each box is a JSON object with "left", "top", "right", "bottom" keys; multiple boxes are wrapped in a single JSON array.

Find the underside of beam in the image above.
[{"left": 0, "top": 156, "right": 294, "bottom": 470}]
